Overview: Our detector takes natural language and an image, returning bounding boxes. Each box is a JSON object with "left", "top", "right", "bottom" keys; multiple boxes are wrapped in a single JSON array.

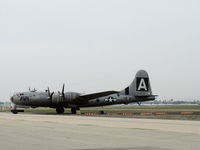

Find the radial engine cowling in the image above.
[{"left": 52, "top": 92, "right": 80, "bottom": 104}]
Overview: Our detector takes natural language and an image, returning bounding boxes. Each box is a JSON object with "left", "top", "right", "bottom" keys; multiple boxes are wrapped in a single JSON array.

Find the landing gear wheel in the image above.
[
  {"left": 100, "top": 110, "right": 104, "bottom": 114},
  {"left": 71, "top": 107, "right": 79, "bottom": 114},
  {"left": 56, "top": 107, "right": 65, "bottom": 114},
  {"left": 11, "top": 110, "right": 18, "bottom": 114},
  {"left": 71, "top": 108, "right": 76, "bottom": 114}
]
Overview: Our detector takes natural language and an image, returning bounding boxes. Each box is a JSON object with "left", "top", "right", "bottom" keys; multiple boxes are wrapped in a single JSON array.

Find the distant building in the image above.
[{"left": 0, "top": 101, "right": 11, "bottom": 111}]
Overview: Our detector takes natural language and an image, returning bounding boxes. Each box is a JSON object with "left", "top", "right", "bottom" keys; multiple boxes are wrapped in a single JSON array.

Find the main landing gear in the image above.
[
  {"left": 56, "top": 107, "right": 65, "bottom": 114},
  {"left": 56, "top": 107, "right": 80, "bottom": 114},
  {"left": 71, "top": 107, "right": 80, "bottom": 114}
]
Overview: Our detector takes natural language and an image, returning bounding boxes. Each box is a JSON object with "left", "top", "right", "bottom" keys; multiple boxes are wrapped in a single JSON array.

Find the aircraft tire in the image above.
[
  {"left": 56, "top": 107, "right": 65, "bottom": 114},
  {"left": 11, "top": 110, "right": 18, "bottom": 114},
  {"left": 71, "top": 108, "right": 77, "bottom": 114}
]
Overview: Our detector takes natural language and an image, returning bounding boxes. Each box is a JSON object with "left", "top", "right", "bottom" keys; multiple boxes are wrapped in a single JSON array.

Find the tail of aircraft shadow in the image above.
[{"left": 121, "top": 70, "right": 155, "bottom": 99}]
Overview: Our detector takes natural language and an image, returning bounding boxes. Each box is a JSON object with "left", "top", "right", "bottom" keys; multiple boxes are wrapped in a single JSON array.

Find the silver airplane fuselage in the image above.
[
  {"left": 10, "top": 70, "right": 156, "bottom": 114},
  {"left": 11, "top": 91, "right": 155, "bottom": 108}
]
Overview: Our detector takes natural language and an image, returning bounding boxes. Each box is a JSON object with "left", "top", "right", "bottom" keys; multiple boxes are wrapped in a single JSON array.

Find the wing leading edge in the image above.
[{"left": 79, "top": 91, "right": 119, "bottom": 101}]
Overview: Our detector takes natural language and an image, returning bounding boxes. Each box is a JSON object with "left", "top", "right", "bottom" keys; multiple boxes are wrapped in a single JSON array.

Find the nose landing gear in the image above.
[{"left": 11, "top": 109, "right": 24, "bottom": 114}]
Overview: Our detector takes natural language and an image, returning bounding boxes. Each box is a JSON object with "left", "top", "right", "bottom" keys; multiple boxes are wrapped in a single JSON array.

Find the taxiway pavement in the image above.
[{"left": 0, "top": 113, "right": 199, "bottom": 150}]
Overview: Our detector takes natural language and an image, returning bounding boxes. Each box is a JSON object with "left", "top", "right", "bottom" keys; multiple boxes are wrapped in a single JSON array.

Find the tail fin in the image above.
[{"left": 121, "top": 70, "right": 153, "bottom": 97}]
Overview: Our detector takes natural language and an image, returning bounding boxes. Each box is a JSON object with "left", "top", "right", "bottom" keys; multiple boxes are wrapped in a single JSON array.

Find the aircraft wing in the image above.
[
  {"left": 79, "top": 91, "right": 119, "bottom": 101},
  {"left": 135, "top": 95, "right": 158, "bottom": 97}
]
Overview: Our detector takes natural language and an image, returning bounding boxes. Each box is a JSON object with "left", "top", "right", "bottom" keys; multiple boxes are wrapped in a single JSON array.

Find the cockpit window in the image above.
[{"left": 20, "top": 93, "right": 24, "bottom": 96}]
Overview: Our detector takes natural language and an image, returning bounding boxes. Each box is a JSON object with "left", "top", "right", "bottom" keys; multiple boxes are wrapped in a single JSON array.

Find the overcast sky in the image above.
[{"left": 0, "top": 0, "right": 200, "bottom": 101}]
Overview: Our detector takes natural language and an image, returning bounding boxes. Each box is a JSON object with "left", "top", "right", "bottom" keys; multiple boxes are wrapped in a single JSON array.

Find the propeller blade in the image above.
[
  {"left": 47, "top": 87, "right": 54, "bottom": 100},
  {"left": 62, "top": 83, "right": 65, "bottom": 94},
  {"left": 47, "top": 87, "right": 50, "bottom": 95},
  {"left": 62, "top": 83, "right": 66, "bottom": 100},
  {"left": 50, "top": 92, "right": 54, "bottom": 98}
]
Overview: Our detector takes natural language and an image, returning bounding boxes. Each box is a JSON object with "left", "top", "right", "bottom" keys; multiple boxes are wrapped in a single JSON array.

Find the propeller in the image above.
[
  {"left": 47, "top": 87, "right": 54, "bottom": 100},
  {"left": 62, "top": 83, "right": 65, "bottom": 99},
  {"left": 58, "top": 83, "right": 66, "bottom": 101}
]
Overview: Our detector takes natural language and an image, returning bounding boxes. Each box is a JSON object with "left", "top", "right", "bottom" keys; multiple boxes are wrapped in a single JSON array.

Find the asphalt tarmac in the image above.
[{"left": 0, "top": 113, "right": 199, "bottom": 150}]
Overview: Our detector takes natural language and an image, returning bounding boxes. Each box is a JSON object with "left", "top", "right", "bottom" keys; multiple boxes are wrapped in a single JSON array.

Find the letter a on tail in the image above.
[{"left": 137, "top": 78, "right": 149, "bottom": 91}]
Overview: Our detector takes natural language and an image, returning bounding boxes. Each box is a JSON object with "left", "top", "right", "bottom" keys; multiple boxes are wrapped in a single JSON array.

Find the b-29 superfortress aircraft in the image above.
[{"left": 10, "top": 70, "right": 156, "bottom": 114}]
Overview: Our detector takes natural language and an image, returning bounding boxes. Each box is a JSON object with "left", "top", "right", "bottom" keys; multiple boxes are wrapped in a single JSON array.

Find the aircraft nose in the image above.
[{"left": 10, "top": 96, "right": 14, "bottom": 102}]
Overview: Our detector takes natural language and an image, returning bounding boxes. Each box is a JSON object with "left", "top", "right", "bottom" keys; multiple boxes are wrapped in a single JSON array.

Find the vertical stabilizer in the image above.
[{"left": 121, "top": 70, "right": 152, "bottom": 97}]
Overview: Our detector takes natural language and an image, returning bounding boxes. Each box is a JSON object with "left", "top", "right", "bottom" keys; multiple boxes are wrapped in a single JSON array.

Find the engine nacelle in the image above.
[
  {"left": 52, "top": 92, "right": 80, "bottom": 104},
  {"left": 65, "top": 92, "right": 80, "bottom": 101}
]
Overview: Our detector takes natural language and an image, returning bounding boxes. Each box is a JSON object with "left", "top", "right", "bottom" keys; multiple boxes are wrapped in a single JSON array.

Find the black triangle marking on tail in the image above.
[{"left": 136, "top": 77, "right": 149, "bottom": 91}]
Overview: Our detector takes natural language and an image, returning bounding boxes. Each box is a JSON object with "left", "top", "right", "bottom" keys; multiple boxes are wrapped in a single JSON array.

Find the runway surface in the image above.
[{"left": 0, "top": 113, "right": 199, "bottom": 150}]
